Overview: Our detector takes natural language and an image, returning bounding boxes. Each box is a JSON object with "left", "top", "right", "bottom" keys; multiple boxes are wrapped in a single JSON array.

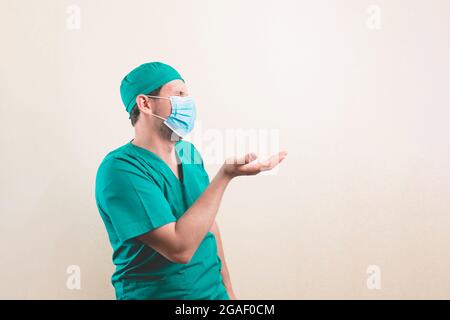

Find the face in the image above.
[
  {"left": 135, "top": 79, "right": 189, "bottom": 139},
  {"left": 151, "top": 79, "right": 189, "bottom": 118}
]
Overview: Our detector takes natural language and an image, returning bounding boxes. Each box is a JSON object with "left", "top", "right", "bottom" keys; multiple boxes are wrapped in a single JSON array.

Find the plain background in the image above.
[{"left": 1, "top": 0, "right": 450, "bottom": 299}]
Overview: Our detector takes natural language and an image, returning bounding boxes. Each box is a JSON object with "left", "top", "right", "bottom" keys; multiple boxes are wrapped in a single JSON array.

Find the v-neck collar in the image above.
[{"left": 127, "top": 139, "right": 185, "bottom": 185}]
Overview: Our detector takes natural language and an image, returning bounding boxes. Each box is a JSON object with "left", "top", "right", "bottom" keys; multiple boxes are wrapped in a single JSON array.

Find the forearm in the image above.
[
  {"left": 174, "top": 167, "right": 231, "bottom": 259},
  {"left": 220, "top": 262, "right": 233, "bottom": 291},
  {"left": 222, "top": 267, "right": 236, "bottom": 299},
  {"left": 210, "top": 222, "right": 236, "bottom": 299},
  {"left": 138, "top": 151, "right": 286, "bottom": 265}
]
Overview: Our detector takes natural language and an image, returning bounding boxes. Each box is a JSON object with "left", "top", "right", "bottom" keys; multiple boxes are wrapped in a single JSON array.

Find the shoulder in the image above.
[{"left": 96, "top": 143, "right": 140, "bottom": 182}]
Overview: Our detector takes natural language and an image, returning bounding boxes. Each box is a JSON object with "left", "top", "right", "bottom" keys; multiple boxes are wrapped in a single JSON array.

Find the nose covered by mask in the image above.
[{"left": 148, "top": 95, "right": 196, "bottom": 138}]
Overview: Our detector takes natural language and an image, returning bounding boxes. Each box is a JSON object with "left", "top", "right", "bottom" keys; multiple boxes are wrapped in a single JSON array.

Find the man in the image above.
[{"left": 95, "top": 62, "right": 287, "bottom": 300}]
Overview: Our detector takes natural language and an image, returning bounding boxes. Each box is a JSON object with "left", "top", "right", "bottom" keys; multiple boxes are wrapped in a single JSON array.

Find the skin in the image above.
[{"left": 132, "top": 79, "right": 287, "bottom": 300}]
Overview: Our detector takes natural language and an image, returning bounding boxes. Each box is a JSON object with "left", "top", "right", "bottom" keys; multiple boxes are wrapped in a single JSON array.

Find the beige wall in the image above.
[{"left": 1, "top": 0, "right": 449, "bottom": 299}]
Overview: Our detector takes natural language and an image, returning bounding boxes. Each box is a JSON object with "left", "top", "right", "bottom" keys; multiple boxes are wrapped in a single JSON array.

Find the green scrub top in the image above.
[{"left": 95, "top": 140, "right": 229, "bottom": 300}]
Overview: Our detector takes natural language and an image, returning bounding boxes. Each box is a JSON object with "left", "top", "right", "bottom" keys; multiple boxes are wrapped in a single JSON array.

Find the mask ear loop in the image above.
[
  {"left": 152, "top": 114, "right": 166, "bottom": 121},
  {"left": 141, "top": 94, "right": 171, "bottom": 121},
  {"left": 144, "top": 95, "right": 170, "bottom": 100}
]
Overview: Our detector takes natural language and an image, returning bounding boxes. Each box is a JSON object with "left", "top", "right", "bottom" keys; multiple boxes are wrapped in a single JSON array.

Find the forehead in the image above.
[{"left": 161, "top": 79, "right": 188, "bottom": 94}]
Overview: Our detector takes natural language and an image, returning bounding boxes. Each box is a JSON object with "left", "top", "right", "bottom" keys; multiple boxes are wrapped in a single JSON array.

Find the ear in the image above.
[{"left": 135, "top": 95, "right": 152, "bottom": 114}]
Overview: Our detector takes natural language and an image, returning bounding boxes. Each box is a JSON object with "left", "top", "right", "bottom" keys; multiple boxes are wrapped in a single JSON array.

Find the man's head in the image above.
[
  {"left": 131, "top": 79, "right": 189, "bottom": 129},
  {"left": 120, "top": 62, "right": 191, "bottom": 139}
]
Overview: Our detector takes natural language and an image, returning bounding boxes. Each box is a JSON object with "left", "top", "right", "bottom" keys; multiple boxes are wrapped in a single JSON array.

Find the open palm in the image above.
[{"left": 223, "top": 151, "right": 288, "bottom": 177}]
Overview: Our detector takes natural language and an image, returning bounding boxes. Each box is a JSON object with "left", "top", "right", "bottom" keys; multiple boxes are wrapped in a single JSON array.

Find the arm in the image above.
[
  {"left": 138, "top": 166, "right": 231, "bottom": 264},
  {"left": 138, "top": 151, "right": 287, "bottom": 264},
  {"left": 210, "top": 221, "right": 236, "bottom": 300}
]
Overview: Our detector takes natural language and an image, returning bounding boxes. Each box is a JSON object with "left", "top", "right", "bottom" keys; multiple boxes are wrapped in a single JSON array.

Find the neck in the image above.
[{"left": 132, "top": 123, "right": 177, "bottom": 162}]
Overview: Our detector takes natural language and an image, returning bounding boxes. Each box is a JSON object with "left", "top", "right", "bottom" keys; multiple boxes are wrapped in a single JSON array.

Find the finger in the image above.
[
  {"left": 239, "top": 151, "right": 286, "bottom": 173},
  {"left": 260, "top": 151, "right": 288, "bottom": 171},
  {"left": 234, "top": 152, "right": 257, "bottom": 165},
  {"left": 237, "top": 161, "right": 262, "bottom": 175}
]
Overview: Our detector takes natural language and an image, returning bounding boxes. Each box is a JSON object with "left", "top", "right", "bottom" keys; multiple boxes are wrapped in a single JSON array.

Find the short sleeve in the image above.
[{"left": 96, "top": 157, "right": 177, "bottom": 243}]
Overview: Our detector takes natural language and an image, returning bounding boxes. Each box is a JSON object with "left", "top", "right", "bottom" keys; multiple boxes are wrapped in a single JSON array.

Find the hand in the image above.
[{"left": 221, "top": 151, "right": 288, "bottom": 179}]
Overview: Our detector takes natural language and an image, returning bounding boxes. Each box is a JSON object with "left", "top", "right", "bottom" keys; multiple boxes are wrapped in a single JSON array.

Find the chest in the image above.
[{"left": 146, "top": 162, "right": 210, "bottom": 219}]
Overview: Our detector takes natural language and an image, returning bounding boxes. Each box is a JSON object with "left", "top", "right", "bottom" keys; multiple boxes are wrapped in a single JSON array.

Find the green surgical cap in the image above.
[{"left": 120, "top": 62, "right": 184, "bottom": 115}]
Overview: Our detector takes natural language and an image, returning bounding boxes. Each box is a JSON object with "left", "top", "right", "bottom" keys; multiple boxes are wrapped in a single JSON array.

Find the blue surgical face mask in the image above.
[{"left": 146, "top": 95, "right": 196, "bottom": 138}]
